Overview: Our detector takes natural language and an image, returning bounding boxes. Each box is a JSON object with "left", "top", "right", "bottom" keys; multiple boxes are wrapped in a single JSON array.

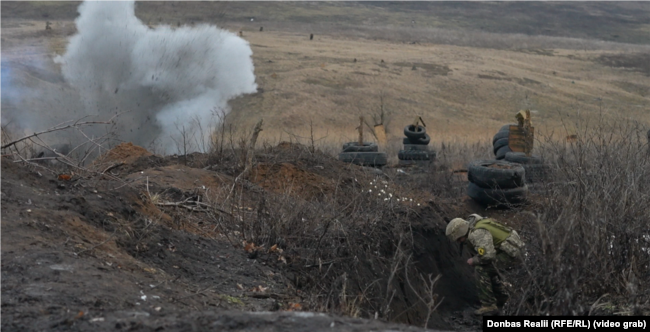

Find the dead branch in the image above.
[
  {"left": 230, "top": 119, "right": 264, "bottom": 196},
  {"left": 1, "top": 114, "right": 119, "bottom": 150},
  {"left": 243, "top": 119, "right": 264, "bottom": 178},
  {"left": 404, "top": 255, "right": 443, "bottom": 328},
  {"left": 102, "top": 162, "right": 124, "bottom": 174},
  {"left": 155, "top": 198, "right": 233, "bottom": 216}
]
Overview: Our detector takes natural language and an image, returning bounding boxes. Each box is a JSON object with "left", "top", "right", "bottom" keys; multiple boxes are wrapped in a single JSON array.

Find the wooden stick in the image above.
[
  {"left": 358, "top": 116, "right": 363, "bottom": 145},
  {"left": 1, "top": 115, "right": 118, "bottom": 150}
]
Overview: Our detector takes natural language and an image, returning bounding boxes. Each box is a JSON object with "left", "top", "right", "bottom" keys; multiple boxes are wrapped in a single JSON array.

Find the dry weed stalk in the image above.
[
  {"left": 512, "top": 116, "right": 650, "bottom": 315},
  {"left": 404, "top": 255, "right": 443, "bottom": 328}
]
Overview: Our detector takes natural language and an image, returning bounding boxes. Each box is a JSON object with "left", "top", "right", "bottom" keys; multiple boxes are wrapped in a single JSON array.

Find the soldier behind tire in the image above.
[{"left": 445, "top": 214, "right": 525, "bottom": 316}]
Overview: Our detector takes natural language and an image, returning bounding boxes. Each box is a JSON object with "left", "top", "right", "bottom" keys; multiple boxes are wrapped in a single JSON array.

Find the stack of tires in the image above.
[
  {"left": 492, "top": 124, "right": 515, "bottom": 160},
  {"left": 504, "top": 152, "right": 548, "bottom": 184},
  {"left": 398, "top": 124, "right": 436, "bottom": 166},
  {"left": 338, "top": 142, "right": 387, "bottom": 167},
  {"left": 467, "top": 160, "right": 528, "bottom": 206}
]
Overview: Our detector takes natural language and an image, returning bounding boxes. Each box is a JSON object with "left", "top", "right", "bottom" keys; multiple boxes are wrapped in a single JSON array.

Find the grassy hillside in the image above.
[{"left": 4, "top": 1, "right": 650, "bottom": 45}]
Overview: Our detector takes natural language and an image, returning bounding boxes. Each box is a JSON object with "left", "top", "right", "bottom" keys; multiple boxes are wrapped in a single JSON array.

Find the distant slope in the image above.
[{"left": 3, "top": 1, "right": 650, "bottom": 45}]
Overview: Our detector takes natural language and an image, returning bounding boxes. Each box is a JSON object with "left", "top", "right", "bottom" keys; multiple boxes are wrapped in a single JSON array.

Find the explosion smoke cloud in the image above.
[{"left": 50, "top": 0, "right": 257, "bottom": 153}]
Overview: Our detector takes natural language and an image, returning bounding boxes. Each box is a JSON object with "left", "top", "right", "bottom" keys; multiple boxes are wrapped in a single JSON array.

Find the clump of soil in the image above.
[{"left": 94, "top": 142, "right": 153, "bottom": 165}]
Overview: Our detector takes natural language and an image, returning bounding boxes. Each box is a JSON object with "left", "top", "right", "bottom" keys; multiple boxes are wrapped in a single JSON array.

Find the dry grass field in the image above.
[
  {"left": 0, "top": 16, "right": 650, "bottom": 149},
  {"left": 0, "top": 0, "right": 650, "bottom": 148},
  {"left": 229, "top": 30, "right": 650, "bottom": 144}
]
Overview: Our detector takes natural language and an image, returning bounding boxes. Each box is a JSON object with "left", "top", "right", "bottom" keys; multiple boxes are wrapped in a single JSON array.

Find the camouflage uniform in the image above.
[{"left": 466, "top": 217, "right": 524, "bottom": 309}]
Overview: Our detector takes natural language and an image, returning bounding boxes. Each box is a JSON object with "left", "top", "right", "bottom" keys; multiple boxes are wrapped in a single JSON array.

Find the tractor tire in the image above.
[
  {"left": 404, "top": 125, "right": 426, "bottom": 140},
  {"left": 339, "top": 152, "right": 387, "bottom": 167},
  {"left": 467, "top": 182, "right": 528, "bottom": 206},
  {"left": 342, "top": 142, "right": 378, "bottom": 152},
  {"left": 467, "top": 159, "right": 525, "bottom": 189}
]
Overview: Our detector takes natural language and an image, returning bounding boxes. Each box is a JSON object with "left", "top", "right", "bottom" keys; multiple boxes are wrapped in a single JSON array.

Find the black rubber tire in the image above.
[
  {"left": 493, "top": 138, "right": 509, "bottom": 153},
  {"left": 342, "top": 142, "right": 378, "bottom": 152},
  {"left": 404, "top": 125, "right": 426, "bottom": 140},
  {"left": 492, "top": 131, "right": 509, "bottom": 144},
  {"left": 411, "top": 133, "right": 431, "bottom": 145},
  {"left": 467, "top": 159, "right": 525, "bottom": 189},
  {"left": 467, "top": 182, "right": 528, "bottom": 206},
  {"left": 492, "top": 124, "right": 516, "bottom": 144},
  {"left": 398, "top": 150, "right": 430, "bottom": 161},
  {"left": 403, "top": 144, "right": 430, "bottom": 151},
  {"left": 504, "top": 152, "right": 543, "bottom": 165},
  {"left": 403, "top": 135, "right": 430, "bottom": 145},
  {"left": 495, "top": 145, "right": 512, "bottom": 160},
  {"left": 339, "top": 152, "right": 387, "bottom": 167}
]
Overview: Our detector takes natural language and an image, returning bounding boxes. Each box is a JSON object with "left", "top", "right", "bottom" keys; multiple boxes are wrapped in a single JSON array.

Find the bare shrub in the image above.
[
  {"left": 511, "top": 116, "right": 650, "bottom": 315},
  {"left": 184, "top": 140, "right": 447, "bottom": 325},
  {"left": 1, "top": 115, "right": 120, "bottom": 176}
]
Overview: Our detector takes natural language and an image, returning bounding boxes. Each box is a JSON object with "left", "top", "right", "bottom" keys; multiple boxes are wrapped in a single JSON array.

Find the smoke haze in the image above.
[{"left": 4, "top": 0, "right": 257, "bottom": 154}]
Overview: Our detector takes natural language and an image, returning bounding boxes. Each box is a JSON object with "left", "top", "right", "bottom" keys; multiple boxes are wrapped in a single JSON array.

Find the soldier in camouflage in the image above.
[{"left": 445, "top": 214, "right": 525, "bottom": 316}]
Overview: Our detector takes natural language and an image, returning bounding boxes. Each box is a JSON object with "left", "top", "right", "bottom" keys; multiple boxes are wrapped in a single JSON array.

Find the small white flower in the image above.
[
  {"left": 409, "top": 198, "right": 413, "bottom": 201},
  {"left": 389, "top": 193, "right": 392, "bottom": 197},
  {"left": 417, "top": 204, "right": 421, "bottom": 206},
  {"left": 378, "top": 193, "right": 381, "bottom": 196},
  {"left": 368, "top": 189, "right": 372, "bottom": 193}
]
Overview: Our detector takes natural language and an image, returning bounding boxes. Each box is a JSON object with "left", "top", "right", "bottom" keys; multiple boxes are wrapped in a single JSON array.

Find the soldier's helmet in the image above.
[{"left": 446, "top": 218, "right": 469, "bottom": 242}]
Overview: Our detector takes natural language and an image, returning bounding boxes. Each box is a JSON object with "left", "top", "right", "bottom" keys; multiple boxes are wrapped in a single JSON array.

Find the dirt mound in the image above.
[
  {"left": 94, "top": 142, "right": 153, "bottom": 165},
  {"left": 125, "top": 165, "right": 226, "bottom": 194},
  {"left": 0, "top": 160, "right": 297, "bottom": 331},
  {"left": 250, "top": 163, "right": 336, "bottom": 200},
  {"left": 1, "top": 141, "right": 487, "bottom": 331}
]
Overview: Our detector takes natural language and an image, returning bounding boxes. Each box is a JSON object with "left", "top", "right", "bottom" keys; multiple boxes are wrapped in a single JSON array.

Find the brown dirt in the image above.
[
  {"left": 93, "top": 142, "right": 153, "bottom": 166},
  {"left": 0, "top": 144, "right": 480, "bottom": 331},
  {"left": 250, "top": 163, "right": 336, "bottom": 200},
  {"left": 1, "top": 140, "right": 492, "bottom": 331}
]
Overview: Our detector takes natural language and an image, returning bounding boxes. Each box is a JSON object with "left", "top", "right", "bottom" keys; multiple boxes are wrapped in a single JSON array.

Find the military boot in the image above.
[{"left": 474, "top": 304, "right": 499, "bottom": 316}]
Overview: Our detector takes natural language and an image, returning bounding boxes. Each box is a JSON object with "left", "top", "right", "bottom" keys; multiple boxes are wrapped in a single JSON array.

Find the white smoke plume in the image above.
[
  {"left": 52, "top": 0, "right": 257, "bottom": 153},
  {"left": 1, "top": 63, "right": 19, "bottom": 124}
]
